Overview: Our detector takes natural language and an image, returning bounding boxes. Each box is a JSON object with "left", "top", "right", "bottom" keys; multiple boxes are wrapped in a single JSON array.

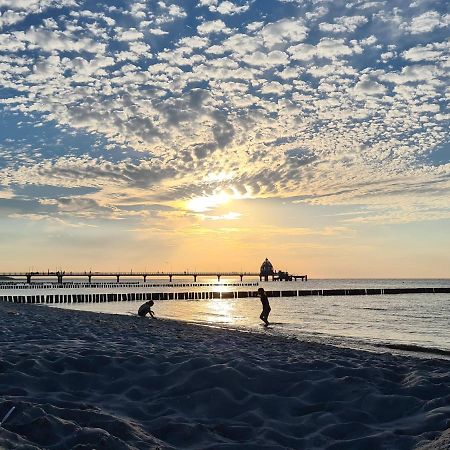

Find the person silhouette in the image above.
[
  {"left": 138, "top": 300, "right": 155, "bottom": 318},
  {"left": 257, "top": 287, "right": 271, "bottom": 327}
]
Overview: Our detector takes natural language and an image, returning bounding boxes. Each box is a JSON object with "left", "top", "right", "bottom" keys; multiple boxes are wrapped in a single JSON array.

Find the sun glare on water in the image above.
[{"left": 206, "top": 298, "right": 235, "bottom": 324}]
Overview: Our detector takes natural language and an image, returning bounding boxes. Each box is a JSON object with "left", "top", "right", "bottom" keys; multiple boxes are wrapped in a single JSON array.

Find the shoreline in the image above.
[
  {"left": 1, "top": 302, "right": 450, "bottom": 449},
  {"left": 48, "top": 299, "right": 450, "bottom": 362}
]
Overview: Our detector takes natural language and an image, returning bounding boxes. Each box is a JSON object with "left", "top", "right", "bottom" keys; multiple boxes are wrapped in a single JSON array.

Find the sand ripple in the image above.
[{"left": 1, "top": 303, "right": 449, "bottom": 449}]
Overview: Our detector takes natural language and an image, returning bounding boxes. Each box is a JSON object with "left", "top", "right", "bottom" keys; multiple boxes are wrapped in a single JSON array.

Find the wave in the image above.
[
  {"left": 376, "top": 343, "right": 450, "bottom": 357},
  {"left": 357, "top": 307, "right": 389, "bottom": 311}
]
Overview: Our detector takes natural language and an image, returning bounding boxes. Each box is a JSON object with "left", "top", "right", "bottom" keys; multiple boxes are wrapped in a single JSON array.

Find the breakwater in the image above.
[
  {"left": 267, "top": 287, "right": 450, "bottom": 296},
  {"left": 1, "top": 286, "right": 449, "bottom": 304}
]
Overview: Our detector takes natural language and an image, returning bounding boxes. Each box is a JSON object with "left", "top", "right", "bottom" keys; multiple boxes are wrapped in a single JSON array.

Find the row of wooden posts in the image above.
[{"left": 1, "top": 287, "right": 449, "bottom": 304}]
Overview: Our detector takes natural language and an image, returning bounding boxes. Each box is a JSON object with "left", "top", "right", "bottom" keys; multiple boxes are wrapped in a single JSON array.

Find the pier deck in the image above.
[{"left": 0, "top": 271, "right": 308, "bottom": 283}]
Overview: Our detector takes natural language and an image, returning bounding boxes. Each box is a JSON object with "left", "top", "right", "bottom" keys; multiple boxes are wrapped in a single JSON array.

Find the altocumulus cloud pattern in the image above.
[{"left": 0, "top": 0, "right": 449, "bottom": 223}]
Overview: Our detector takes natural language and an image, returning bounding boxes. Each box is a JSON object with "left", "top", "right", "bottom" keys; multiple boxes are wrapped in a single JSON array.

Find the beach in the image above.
[{"left": 1, "top": 302, "right": 449, "bottom": 449}]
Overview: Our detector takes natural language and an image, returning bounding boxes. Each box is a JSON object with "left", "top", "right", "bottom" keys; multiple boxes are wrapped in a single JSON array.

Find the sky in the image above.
[{"left": 0, "top": 0, "right": 449, "bottom": 277}]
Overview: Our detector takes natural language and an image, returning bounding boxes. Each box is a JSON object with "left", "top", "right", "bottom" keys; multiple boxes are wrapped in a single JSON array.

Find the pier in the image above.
[{"left": 0, "top": 271, "right": 308, "bottom": 284}]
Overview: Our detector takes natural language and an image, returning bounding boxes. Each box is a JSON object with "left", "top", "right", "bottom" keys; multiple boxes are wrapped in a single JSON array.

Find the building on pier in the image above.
[
  {"left": 260, "top": 258, "right": 275, "bottom": 281},
  {"left": 259, "top": 258, "right": 305, "bottom": 282}
]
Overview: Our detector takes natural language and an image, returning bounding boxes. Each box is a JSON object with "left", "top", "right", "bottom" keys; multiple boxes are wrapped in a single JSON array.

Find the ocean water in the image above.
[{"left": 48, "top": 278, "right": 450, "bottom": 358}]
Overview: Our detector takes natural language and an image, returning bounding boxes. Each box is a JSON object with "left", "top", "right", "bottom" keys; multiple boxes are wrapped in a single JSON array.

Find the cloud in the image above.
[
  {"left": 197, "top": 19, "right": 229, "bottom": 35},
  {"left": 0, "top": 0, "right": 77, "bottom": 15},
  {"left": 353, "top": 75, "right": 387, "bottom": 96},
  {"left": 402, "top": 41, "right": 449, "bottom": 61},
  {"left": 319, "top": 15, "right": 368, "bottom": 33},
  {"left": 405, "top": 11, "right": 450, "bottom": 34},
  {"left": 167, "top": 4, "right": 186, "bottom": 18},
  {"left": 217, "top": 1, "right": 249, "bottom": 15},
  {"left": 246, "top": 21, "right": 264, "bottom": 32},
  {"left": 260, "top": 19, "right": 308, "bottom": 47},
  {"left": 0, "top": 0, "right": 73, "bottom": 9},
  {"left": 116, "top": 28, "right": 144, "bottom": 41},
  {"left": 260, "top": 81, "right": 292, "bottom": 95},
  {"left": 0, "top": 10, "right": 27, "bottom": 29},
  {"left": 200, "top": 0, "right": 249, "bottom": 15},
  {"left": 0, "top": 0, "right": 449, "bottom": 227},
  {"left": 243, "top": 50, "right": 289, "bottom": 67},
  {"left": 0, "top": 32, "right": 26, "bottom": 51},
  {"left": 288, "top": 38, "right": 359, "bottom": 60},
  {"left": 380, "top": 64, "right": 443, "bottom": 84},
  {"left": 148, "top": 27, "right": 168, "bottom": 35},
  {"left": 14, "top": 27, "right": 106, "bottom": 54}
]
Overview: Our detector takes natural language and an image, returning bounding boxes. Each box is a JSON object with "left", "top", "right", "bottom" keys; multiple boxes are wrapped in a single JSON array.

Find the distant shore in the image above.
[{"left": 0, "top": 302, "right": 449, "bottom": 449}]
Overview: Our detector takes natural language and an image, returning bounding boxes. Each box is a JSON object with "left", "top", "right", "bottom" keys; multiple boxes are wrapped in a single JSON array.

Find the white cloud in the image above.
[
  {"left": 305, "top": 6, "right": 329, "bottom": 21},
  {"left": 277, "top": 67, "right": 301, "bottom": 79},
  {"left": 0, "top": 33, "right": 26, "bottom": 52},
  {"left": 205, "top": 44, "right": 226, "bottom": 55},
  {"left": 222, "top": 33, "right": 262, "bottom": 56},
  {"left": 179, "top": 36, "right": 209, "bottom": 49},
  {"left": 353, "top": 75, "right": 387, "bottom": 96},
  {"left": 148, "top": 28, "right": 168, "bottom": 35},
  {"left": 198, "top": 0, "right": 218, "bottom": 6},
  {"left": 288, "top": 38, "right": 358, "bottom": 61},
  {"left": 316, "top": 38, "right": 359, "bottom": 58},
  {"left": 246, "top": 21, "right": 264, "bottom": 32},
  {"left": 380, "top": 64, "right": 443, "bottom": 84},
  {"left": 380, "top": 51, "right": 395, "bottom": 62},
  {"left": 406, "top": 11, "right": 450, "bottom": 34},
  {"left": 197, "top": 19, "right": 230, "bottom": 35},
  {"left": 116, "top": 28, "right": 144, "bottom": 41},
  {"left": 0, "top": 10, "right": 27, "bottom": 29},
  {"left": 402, "top": 42, "right": 448, "bottom": 61},
  {"left": 356, "top": 2, "right": 385, "bottom": 9},
  {"left": 260, "top": 19, "right": 308, "bottom": 47},
  {"left": 167, "top": 4, "right": 187, "bottom": 18},
  {"left": 216, "top": 1, "right": 249, "bottom": 15},
  {"left": 308, "top": 62, "right": 357, "bottom": 78},
  {"left": 319, "top": 15, "right": 368, "bottom": 33},
  {"left": 0, "top": 0, "right": 77, "bottom": 11},
  {"left": 243, "top": 50, "right": 289, "bottom": 68},
  {"left": 287, "top": 43, "right": 316, "bottom": 61},
  {"left": 201, "top": 0, "right": 249, "bottom": 15},
  {"left": 130, "top": 2, "right": 147, "bottom": 19},
  {"left": 14, "top": 27, "right": 106, "bottom": 54},
  {"left": 68, "top": 55, "right": 115, "bottom": 77},
  {"left": 260, "top": 81, "right": 292, "bottom": 95}
]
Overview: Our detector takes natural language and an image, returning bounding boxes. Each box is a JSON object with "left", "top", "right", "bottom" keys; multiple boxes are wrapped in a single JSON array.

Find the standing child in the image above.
[{"left": 257, "top": 287, "right": 271, "bottom": 327}]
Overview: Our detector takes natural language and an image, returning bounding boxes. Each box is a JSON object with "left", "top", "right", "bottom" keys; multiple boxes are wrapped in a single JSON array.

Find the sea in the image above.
[{"left": 46, "top": 278, "right": 450, "bottom": 359}]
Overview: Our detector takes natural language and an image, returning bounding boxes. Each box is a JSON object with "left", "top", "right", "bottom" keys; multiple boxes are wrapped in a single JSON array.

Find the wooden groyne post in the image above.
[{"left": 1, "top": 287, "right": 449, "bottom": 304}]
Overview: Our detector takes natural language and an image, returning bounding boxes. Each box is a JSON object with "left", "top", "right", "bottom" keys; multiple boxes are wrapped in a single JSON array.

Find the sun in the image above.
[{"left": 187, "top": 191, "right": 231, "bottom": 213}]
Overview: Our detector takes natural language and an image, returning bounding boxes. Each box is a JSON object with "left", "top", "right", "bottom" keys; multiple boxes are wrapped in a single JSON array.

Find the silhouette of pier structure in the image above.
[
  {"left": 0, "top": 269, "right": 307, "bottom": 284},
  {"left": 259, "top": 258, "right": 306, "bottom": 282},
  {"left": 0, "top": 258, "right": 307, "bottom": 284}
]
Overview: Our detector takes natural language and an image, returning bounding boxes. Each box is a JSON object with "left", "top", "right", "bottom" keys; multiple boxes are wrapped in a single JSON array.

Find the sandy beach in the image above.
[{"left": 0, "top": 302, "right": 449, "bottom": 449}]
